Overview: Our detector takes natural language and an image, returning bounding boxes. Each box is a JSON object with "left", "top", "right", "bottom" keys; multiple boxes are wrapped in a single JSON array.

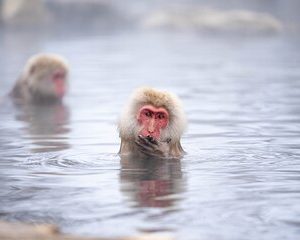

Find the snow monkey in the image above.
[
  {"left": 118, "top": 87, "right": 187, "bottom": 158},
  {"left": 11, "top": 53, "right": 69, "bottom": 104}
]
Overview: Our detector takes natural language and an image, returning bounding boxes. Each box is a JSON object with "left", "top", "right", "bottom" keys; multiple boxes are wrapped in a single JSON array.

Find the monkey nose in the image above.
[
  {"left": 148, "top": 125, "right": 155, "bottom": 133},
  {"left": 148, "top": 119, "right": 155, "bottom": 133}
]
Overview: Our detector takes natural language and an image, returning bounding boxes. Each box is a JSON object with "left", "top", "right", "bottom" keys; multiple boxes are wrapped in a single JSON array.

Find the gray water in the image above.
[{"left": 0, "top": 28, "right": 300, "bottom": 240}]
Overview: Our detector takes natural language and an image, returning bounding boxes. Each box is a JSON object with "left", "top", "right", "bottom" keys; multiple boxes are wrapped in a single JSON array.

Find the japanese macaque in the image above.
[
  {"left": 118, "top": 87, "right": 187, "bottom": 158},
  {"left": 10, "top": 53, "right": 69, "bottom": 104}
]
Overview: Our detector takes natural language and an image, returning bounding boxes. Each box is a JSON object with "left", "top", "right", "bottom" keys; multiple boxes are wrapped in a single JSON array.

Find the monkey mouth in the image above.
[
  {"left": 145, "top": 135, "right": 157, "bottom": 144},
  {"left": 139, "top": 130, "right": 161, "bottom": 140}
]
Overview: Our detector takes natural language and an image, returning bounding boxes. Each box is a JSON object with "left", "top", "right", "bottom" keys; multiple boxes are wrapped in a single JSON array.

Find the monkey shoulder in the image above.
[{"left": 10, "top": 77, "right": 30, "bottom": 103}]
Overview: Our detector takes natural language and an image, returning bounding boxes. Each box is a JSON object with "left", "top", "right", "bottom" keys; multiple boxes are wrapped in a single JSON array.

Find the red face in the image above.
[
  {"left": 52, "top": 70, "right": 66, "bottom": 98},
  {"left": 137, "top": 105, "right": 169, "bottom": 140}
]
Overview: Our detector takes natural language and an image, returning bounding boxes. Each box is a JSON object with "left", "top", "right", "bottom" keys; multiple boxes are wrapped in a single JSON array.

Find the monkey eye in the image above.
[
  {"left": 144, "top": 110, "right": 153, "bottom": 117},
  {"left": 53, "top": 72, "right": 65, "bottom": 81},
  {"left": 53, "top": 73, "right": 59, "bottom": 79},
  {"left": 157, "top": 113, "right": 165, "bottom": 119}
]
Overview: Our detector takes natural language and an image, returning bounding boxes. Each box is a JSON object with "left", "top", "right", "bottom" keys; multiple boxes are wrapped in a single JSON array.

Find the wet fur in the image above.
[{"left": 118, "top": 87, "right": 187, "bottom": 158}]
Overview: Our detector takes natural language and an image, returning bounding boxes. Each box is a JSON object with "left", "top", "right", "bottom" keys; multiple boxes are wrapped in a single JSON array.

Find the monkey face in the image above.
[
  {"left": 51, "top": 70, "right": 67, "bottom": 98},
  {"left": 29, "top": 68, "right": 67, "bottom": 100},
  {"left": 137, "top": 105, "right": 169, "bottom": 140}
]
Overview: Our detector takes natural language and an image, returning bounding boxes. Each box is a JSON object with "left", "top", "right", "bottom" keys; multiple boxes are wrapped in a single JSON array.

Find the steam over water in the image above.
[{"left": 1, "top": 2, "right": 300, "bottom": 240}]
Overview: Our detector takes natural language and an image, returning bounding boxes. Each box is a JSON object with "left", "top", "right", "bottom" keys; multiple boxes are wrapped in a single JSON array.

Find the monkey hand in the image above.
[{"left": 135, "top": 135, "right": 171, "bottom": 158}]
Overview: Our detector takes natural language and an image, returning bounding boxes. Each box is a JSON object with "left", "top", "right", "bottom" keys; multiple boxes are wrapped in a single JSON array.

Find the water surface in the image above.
[{"left": 0, "top": 28, "right": 300, "bottom": 240}]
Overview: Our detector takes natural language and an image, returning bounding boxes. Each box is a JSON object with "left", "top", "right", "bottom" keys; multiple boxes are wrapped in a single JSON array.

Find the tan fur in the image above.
[
  {"left": 11, "top": 53, "right": 69, "bottom": 103},
  {"left": 118, "top": 87, "right": 187, "bottom": 158}
]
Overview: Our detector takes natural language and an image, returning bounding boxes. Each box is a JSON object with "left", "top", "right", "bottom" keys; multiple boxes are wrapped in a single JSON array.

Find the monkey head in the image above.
[
  {"left": 23, "top": 53, "right": 69, "bottom": 101},
  {"left": 119, "top": 87, "right": 187, "bottom": 145}
]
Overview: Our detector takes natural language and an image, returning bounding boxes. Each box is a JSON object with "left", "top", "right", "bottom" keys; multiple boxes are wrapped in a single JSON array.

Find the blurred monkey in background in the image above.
[{"left": 11, "top": 53, "right": 69, "bottom": 104}]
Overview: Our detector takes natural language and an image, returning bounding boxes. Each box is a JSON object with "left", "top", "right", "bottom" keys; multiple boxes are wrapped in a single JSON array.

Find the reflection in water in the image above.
[
  {"left": 120, "top": 155, "right": 184, "bottom": 208},
  {"left": 14, "top": 102, "right": 70, "bottom": 153}
]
